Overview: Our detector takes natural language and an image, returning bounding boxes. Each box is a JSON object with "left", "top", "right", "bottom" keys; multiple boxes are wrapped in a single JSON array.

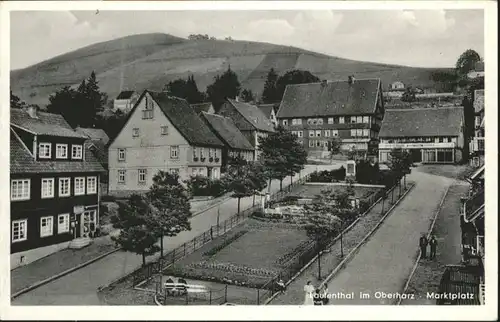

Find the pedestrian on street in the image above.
[
  {"left": 321, "top": 284, "right": 329, "bottom": 305},
  {"left": 303, "top": 281, "right": 315, "bottom": 305},
  {"left": 277, "top": 279, "right": 286, "bottom": 294},
  {"left": 419, "top": 234, "right": 429, "bottom": 259},
  {"left": 429, "top": 235, "right": 438, "bottom": 260},
  {"left": 313, "top": 288, "right": 324, "bottom": 305}
]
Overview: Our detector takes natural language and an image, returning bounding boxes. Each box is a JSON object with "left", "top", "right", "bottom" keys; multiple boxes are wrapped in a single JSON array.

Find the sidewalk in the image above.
[
  {"left": 12, "top": 163, "right": 341, "bottom": 305},
  {"left": 400, "top": 182, "right": 469, "bottom": 305}
]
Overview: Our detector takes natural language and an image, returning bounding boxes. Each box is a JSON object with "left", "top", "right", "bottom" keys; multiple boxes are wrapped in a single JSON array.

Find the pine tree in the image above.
[
  {"left": 206, "top": 66, "right": 241, "bottom": 110},
  {"left": 10, "top": 91, "right": 26, "bottom": 109},
  {"left": 261, "top": 68, "right": 279, "bottom": 103},
  {"left": 275, "top": 70, "right": 320, "bottom": 102}
]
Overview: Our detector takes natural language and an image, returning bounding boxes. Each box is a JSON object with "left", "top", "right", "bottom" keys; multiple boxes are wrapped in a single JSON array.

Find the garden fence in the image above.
[{"left": 132, "top": 173, "right": 311, "bottom": 287}]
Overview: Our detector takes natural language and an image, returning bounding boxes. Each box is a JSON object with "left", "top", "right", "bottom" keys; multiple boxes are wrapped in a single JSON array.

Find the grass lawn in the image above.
[
  {"left": 415, "top": 164, "right": 476, "bottom": 181},
  {"left": 401, "top": 184, "right": 469, "bottom": 305}
]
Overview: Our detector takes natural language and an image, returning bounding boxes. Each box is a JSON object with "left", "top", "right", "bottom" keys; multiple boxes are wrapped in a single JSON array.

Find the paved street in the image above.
[
  {"left": 12, "top": 163, "right": 341, "bottom": 305},
  {"left": 324, "top": 170, "right": 456, "bottom": 305}
]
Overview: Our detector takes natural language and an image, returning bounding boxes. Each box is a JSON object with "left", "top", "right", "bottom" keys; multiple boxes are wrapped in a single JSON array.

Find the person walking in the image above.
[
  {"left": 419, "top": 235, "right": 429, "bottom": 259},
  {"left": 429, "top": 235, "right": 438, "bottom": 260},
  {"left": 313, "top": 288, "right": 324, "bottom": 305},
  {"left": 303, "top": 281, "right": 315, "bottom": 305},
  {"left": 277, "top": 279, "right": 286, "bottom": 294}
]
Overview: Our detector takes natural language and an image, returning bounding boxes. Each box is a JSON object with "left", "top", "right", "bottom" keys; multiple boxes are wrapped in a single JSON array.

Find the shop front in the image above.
[{"left": 379, "top": 141, "right": 460, "bottom": 164}]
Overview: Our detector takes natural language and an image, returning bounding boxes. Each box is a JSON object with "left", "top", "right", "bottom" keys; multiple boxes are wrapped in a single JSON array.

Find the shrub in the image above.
[
  {"left": 355, "top": 160, "right": 381, "bottom": 184},
  {"left": 186, "top": 175, "right": 227, "bottom": 197},
  {"left": 308, "top": 166, "right": 346, "bottom": 182},
  {"left": 250, "top": 210, "right": 266, "bottom": 218}
]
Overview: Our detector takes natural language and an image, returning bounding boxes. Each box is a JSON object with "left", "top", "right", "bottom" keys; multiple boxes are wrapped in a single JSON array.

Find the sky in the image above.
[{"left": 10, "top": 9, "right": 484, "bottom": 70}]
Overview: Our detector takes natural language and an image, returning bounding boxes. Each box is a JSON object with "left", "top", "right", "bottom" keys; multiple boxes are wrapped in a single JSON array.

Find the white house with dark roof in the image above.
[
  {"left": 378, "top": 106, "right": 465, "bottom": 164},
  {"left": 277, "top": 77, "right": 384, "bottom": 159},
  {"left": 108, "top": 90, "right": 224, "bottom": 196},
  {"left": 114, "top": 90, "right": 139, "bottom": 112},
  {"left": 218, "top": 98, "right": 275, "bottom": 160},
  {"left": 10, "top": 107, "right": 105, "bottom": 268}
]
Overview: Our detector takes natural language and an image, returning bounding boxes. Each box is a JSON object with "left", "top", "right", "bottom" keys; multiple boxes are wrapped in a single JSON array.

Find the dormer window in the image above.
[
  {"left": 56, "top": 144, "right": 68, "bottom": 159},
  {"left": 71, "top": 145, "right": 83, "bottom": 159},
  {"left": 38, "top": 143, "right": 51, "bottom": 159}
]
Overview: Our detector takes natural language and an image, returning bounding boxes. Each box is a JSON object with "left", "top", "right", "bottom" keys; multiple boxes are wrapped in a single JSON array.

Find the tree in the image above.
[
  {"left": 261, "top": 68, "right": 279, "bottom": 103},
  {"left": 111, "top": 194, "right": 160, "bottom": 266},
  {"left": 165, "top": 75, "right": 205, "bottom": 104},
  {"left": 227, "top": 162, "right": 267, "bottom": 213},
  {"left": 240, "top": 89, "right": 254, "bottom": 103},
  {"left": 275, "top": 70, "right": 320, "bottom": 102},
  {"left": 10, "top": 91, "right": 26, "bottom": 109},
  {"left": 146, "top": 171, "right": 192, "bottom": 258},
  {"left": 206, "top": 66, "right": 241, "bottom": 110},
  {"left": 401, "top": 86, "right": 416, "bottom": 102},
  {"left": 83, "top": 71, "right": 107, "bottom": 119},
  {"left": 456, "top": 49, "right": 482, "bottom": 77},
  {"left": 47, "top": 86, "right": 81, "bottom": 128},
  {"left": 328, "top": 137, "right": 342, "bottom": 163},
  {"left": 259, "top": 126, "right": 302, "bottom": 192},
  {"left": 389, "top": 148, "right": 412, "bottom": 190}
]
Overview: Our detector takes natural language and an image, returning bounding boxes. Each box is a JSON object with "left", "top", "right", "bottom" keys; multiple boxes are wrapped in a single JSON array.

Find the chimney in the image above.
[
  {"left": 348, "top": 75, "right": 355, "bottom": 85},
  {"left": 321, "top": 80, "right": 328, "bottom": 87},
  {"left": 26, "top": 105, "right": 39, "bottom": 119}
]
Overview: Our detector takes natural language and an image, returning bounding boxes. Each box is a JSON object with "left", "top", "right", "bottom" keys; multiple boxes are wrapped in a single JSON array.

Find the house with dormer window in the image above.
[
  {"left": 10, "top": 107, "right": 105, "bottom": 269},
  {"left": 108, "top": 90, "right": 224, "bottom": 196}
]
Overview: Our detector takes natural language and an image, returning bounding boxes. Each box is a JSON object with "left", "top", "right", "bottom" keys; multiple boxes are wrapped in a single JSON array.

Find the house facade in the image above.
[
  {"left": 200, "top": 112, "right": 255, "bottom": 172},
  {"left": 470, "top": 89, "right": 485, "bottom": 164},
  {"left": 276, "top": 77, "right": 384, "bottom": 159},
  {"left": 389, "top": 81, "right": 405, "bottom": 91},
  {"left": 114, "top": 90, "right": 139, "bottom": 112},
  {"left": 108, "top": 91, "right": 224, "bottom": 196},
  {"left": 218, "top": 98, "right": 275, "bottom": 160},
  {"left": 10, "top": 107, "right": 105, "bottom": 269},
  {"left": 378, "top": 107, "right": 465, "bottom": 164}
]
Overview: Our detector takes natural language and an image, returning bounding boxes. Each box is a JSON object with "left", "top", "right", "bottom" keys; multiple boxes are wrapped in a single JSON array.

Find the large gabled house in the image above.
[
  {"left": 199, "top": 112, "right": 255, "bottom": 172},
  {"left": 108, "top": 90, "right": 224, "bottom": 197},
  {"left": 10, "top": 107, "right": 105, "bottom": 269},
  {"left": 276, "top": 77, "right": 384, "bottom": 159},
  {"left": 217, "top": 98, "right": 275, "bottom": 160}
]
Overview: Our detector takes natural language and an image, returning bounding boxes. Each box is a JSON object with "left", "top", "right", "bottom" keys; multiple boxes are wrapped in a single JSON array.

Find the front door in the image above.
[{"left": 81, "top": 210, "right": 97, "bottom": 238}]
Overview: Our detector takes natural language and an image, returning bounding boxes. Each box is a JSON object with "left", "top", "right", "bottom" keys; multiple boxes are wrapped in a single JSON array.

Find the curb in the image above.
[
  {"left": 318, "top": 183, "right": 415, "bottom": 290},
  {"left": 396, "top": 183, "right": 453, "bottom": 305},
  {"left": 11, "top": 246, "right": 122, "bottom": 300},
  {"left": 264, "top": 183, "right": 409, "bottom": 305}
]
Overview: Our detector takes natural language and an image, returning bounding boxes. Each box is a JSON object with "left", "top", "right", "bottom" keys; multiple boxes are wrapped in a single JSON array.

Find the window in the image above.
[
  {"left": 297, "top": 131, "right": 303, "bottom": 138},
  {"left": 363, "top": 129, "right": 370, "bottom": 137},
  {"left": 138, "top": 169, "right": 147, "bottom": 183},
  {"left": 171, "top": 146, "right": 179, "bottom": 159},
  {"left": 142, "top": 97, "right": 154, "bottom": 119},
  {"left": 332, "top": 130, "right": 339, "bottom": 137},
  {"left": 307, "top": 119, "right": 313, "bottom": 125},
  {"left": 434, "top": 137, "right": 440, "bottom": 143},
  {"left": 317, "top": 119, "right": 324, "bottom": 125},
  {"left": 39, "top": 143, "right": 51, "bottom": 159},
  {"left": 350, "top": 117, "right": 356, "bottom": 124},
  {"left": 351, "top": 129, "right": 357, "bottom": 137},
  {"left": 451, "top": 137, "right": 457, "bottom": 143},
  {"left": 118, "top": 170, "right": 126, "bottom": 183},
  {"left": 56, "top": 144, "right": 68, "bottom": 159},
  {"left": 308, "top": 131, "right": 314, "bottom": 138},
  {"left": 438, "top": 137, "right": 444, "bottom": 143},
  {"left": 58, "top": 214, "right": 70, "bottom": 234},
  {"left": 214, "top": 149, "right": 218, "bottom": 158},
  {"left": 356, "top": 116, "right": 363, "bottom": 123},
  {"left": 363, "top": 116, "right": 370, "bottom": 123},
  {"left": 200, "top": 148, "right": 205, "bottom": 158},
  {"left": 41, "top": 178, "right": 54, "bottom": 199},
  {"left": 11, "top": 179, "right": 30, "bottom": 201},
  {"left": 132, "top": 128, "right": 140, "bottom": 137},
  {"left": 87, "top": 177, "right": 97, "bottom": 194},
  {"left": 339, "top": 117, "right": 345, "bottom": 124},
  {"left": 193, "top": 147, "right": 198, "bottom": 159},
  {"left": 328, "top": 117, "right": 334, "bottom": 124},
  {"left": 316, "top": 141, "right": 321, "bottom": 147},
  {"left": 282, "top": 119, "right": 288, "bottom": 126},
  {"left": 315, "top": 130, "right": 321, "bottom": 137},
  {"left": 59, "top": 178, "right": 71, "bottom": 197},
  {"left": 118, "top": 149, "right": 126, "bottom": 161},
  {"left": 40, "top": 216, "right": 53, "bottom": 237},
  {"left": 309, "top": 140, "right": 315, "bottom": 148},
  {"left": 12, "top": 219, "right": 27, "bottom": 242},
  {"left": 209, "top": 148, "right": 214, "bottom": 158},
  {"left": 161, "top": 126, "right": 169, "bottom": 135},
  {"left": 74, "top": 177, "right": 85, "bottom": 195},
  {"left": 443, "top": 137, "right": 449, "bottom": 143},
  {"left": 357, "top": 129, "right": 363, "bottom": 137},
  {"left": 292, "top": 118, "right": 302, "bottom": 125},
  {"left": 324, "top": 130, "right": 331, "bottom": 137},
  {"left": 72, "top": 145, "right": 83, "bottom": 159}
]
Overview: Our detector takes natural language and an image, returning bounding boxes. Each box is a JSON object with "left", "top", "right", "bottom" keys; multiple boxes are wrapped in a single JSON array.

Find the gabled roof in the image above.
[
  {"left": 85, "top": 139, "right": 109, "bottom": 168},
  {"left": 226, "top": 99, "right": 275, "bottom": 132},
  {"left": 148, "top": 91, "right": 224, "bottom": 147},
  {"left": 10, "top": 109, "right": 87, "bottom": 139},
  {"left": 190, "top": 102, "right": 214, "bottom": 114},
  {"left": 116, "top": 90, "right": 136, "bottom": 100},
  {"left": 277, "top": 78, "right": 381, "bottom": 118},
  {"left": 76, "top": 127, "right": 110, "bottom": 145},
  {"left": 379, "top": 107, "right": 464, "bottom": 138},
  {"left": 200, "top": 112, "right": 254, "bottom": 151},
  {"left": 10, "top": 129, "right": 105, "bottom": 174},
  {"left": 258, "top": 104, "right": 275, "bottom": 119}
]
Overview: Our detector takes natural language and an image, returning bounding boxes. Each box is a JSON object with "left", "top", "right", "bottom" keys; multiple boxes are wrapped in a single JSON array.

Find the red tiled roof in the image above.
[
  {"left": 10, "top": 130, "right": 105, "bottom": 174},
  {"left": 277, "top": 78, "right": 381, "bottom": 118},
  {"left": 379, "top": 107, "right": 464, "bottom": 138},
  {"left": 10, "top": 109, "right": 87, "bottom": 139}
]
